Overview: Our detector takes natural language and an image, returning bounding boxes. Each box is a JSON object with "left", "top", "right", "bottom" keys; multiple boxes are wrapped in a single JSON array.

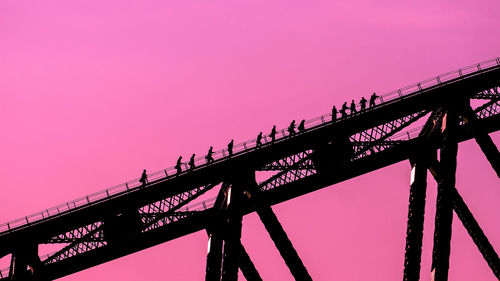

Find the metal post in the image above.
[
  {"left": 206, "top": 231, "right": 223, "bottom": 281},
  {"left": 431, "top": 110, "right": 458, "bottom": 281},
  {"left": 403, "top": 151, "right": 432, "bottom": 281},
  {"left": 206, "top": 184, "right": 230, "bottom": 281},
  {"left": 221, "top": 184, "right": 243, "bottom": 281},
  {"left": 206, "top": 230, "right": 262, "bottom": 281}
]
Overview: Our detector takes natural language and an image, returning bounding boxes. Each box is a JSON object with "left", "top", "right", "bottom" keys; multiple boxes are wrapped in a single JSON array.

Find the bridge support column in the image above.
[
  {"left": 461, "top": 103, "right": 500, "bottom": 178},
  {"left": 206, "top": 229, "right": 224, "bottom": 281},
  {"left": 206, "top": 229, "right": 262, "bottom": 281},
  {"left": 431, "top": 110, "right": 458, "bottom": 281},
  {"left": 221, "top": 181, "right": 244, "bottom": 281},
  {"left": 403, "top": 150, "right": 433, "bottom": 281},
  {"left": 207, "top": 180, "right": 262, "bottom": 281},
  {"left": 428, "top": 161, "right": 500, "bottom": 279},
  {"left": 9, "top": 244, "right": 49, "bottom": 281}
]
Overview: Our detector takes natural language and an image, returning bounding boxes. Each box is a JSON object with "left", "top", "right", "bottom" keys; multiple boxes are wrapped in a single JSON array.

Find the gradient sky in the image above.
[{"left": 1, "top": 1, "right": 499, "bottom": 280}]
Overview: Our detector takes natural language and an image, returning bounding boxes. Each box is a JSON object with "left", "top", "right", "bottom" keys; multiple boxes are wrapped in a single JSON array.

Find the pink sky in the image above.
[{"left": 1, "top": 1, "right": 499, "bottom": 280}]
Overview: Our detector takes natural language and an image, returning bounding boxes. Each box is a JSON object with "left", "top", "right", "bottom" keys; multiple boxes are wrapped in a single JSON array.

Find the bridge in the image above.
[{"left": 0, "top": 57, "right": 499, "bottom": 281}]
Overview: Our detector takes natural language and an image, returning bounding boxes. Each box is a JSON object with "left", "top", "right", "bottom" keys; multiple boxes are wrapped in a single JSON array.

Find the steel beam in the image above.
[
  {"left": 245, "top": 185, "right": 312, "bottom": 281},
  {"left": 9, "top": 244, "right": 49, "bottom": 281},
  {"left": 206, "top": 184, "right": 228, "bottom": 281},
  {"left": 431, "top": 111, "right": 458, "bottom": 281},
  {"left": 428, "top": 161, "right": 500, "bottom": 279},
  {"left": 255, "top": 205, "right": 312, "bottom": 281},
  {"left": 206, "top": 230, "right": 224, "bottom": 281},
  {"left": 461, "top": 104, "right": 500, "bottom": 177},
  {"left": 221, "top": 184, "right": 243, "bottom": 281},
  {"left": 403, "top": 150, "right": 433, "bottom": 281},
  {"left": 237, "top": 243, "right": 262, "bottom": 281},
  {"left": 206, "top": 225, "right": 261, "bottom": 281}
]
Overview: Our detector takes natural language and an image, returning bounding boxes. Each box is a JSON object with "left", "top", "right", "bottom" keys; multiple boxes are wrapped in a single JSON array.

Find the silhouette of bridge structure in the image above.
[{"left": 1, "top": 58, "right": 500, "bottom": 281}]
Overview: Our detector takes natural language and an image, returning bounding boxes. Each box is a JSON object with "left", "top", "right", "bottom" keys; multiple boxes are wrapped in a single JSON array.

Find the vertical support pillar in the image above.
[
  {"left": 403, "top": 150, "right": 432, "bottom": 281},
  {"left": 206, "top": 183, "right": 229, "bottom": 281},
  {"left": 206, "top": 230, "right": 224, "bottom": 281},
  {"left": 9, "top": 244, "right": 48, "bottom": 281},
  {"left": 431, "top": 110, "right": 458, "bottom": 281},
  {"left": 10, "top": 250, "right": 31, "bottom": 281},
  {"left": 221, "top": 183, "right": 244, "bottom": 281}
]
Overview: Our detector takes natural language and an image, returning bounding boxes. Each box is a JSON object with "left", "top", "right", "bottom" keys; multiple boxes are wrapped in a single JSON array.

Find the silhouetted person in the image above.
[
  {"left": 256, "top": 132, "right": 263, "bottom": 148},
  {"left": 139, "top": 169, "right": 148, "bottom": 186},
  {"left": 340, "top": 102, "right": 348, "bottom": 118},
  {"left": 189, "top": 154, "right": 196, "bottom": 170},
  {"left": 298, "top": 120, "right": 305, "bottom": 133},
  {"left": 370, "top": 92, "right": 379, "bottom": 108},
  {"left": 270, "top": 125, "right": 277, "bottom": 143},
  {"left": 288, "top": 120, "right": 296, "bottom": 136},
  {"left": 332, "top": 106, "right": 337, "bottom": 121},
  {"left": 350, "top": 100, "right": 357, "bottom": 114},
  {"left": 206, "top": 146, "right": 214, "bottom": 164},
  {"left": 360, "top": 97, "right": 367, "bottom": 111},
  {"left": 175, "top": 156, "right": 183, "bottom": 174},
  {"left": 227, "top": 139, "right": 234, "bottom": 157}
]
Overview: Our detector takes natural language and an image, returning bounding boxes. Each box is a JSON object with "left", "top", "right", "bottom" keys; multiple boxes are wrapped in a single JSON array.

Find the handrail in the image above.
[{"left": 0, "top": 57, "right": 498, "bottom": 236}]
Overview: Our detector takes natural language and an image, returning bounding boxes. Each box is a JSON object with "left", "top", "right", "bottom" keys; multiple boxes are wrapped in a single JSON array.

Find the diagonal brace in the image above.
[
  {"left": 461, "top": 104, "right": 500, "bottom": 177},
  {"left": 429, "top": 160, "right": 500, "bottom": 279},
  {"left": 248, "top": 188, "right": 312, "bottom": 281},
  {"left": 237, "top": 243, "right": 262, "bottom": 281}
]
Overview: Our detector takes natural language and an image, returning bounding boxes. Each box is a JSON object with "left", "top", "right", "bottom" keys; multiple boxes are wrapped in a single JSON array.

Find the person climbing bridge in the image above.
[
  {"left": 340, "top": 102, "right": 348, "bottom": 118},
  {"left": 370, "top": 92, "right": 379, "bottom": 108},
  {"left": 189, "top": 154, "right": 196, "bottom": 170},
  {"left": 360, "top": 97, "right": 367, "bottom": 111},
  {"left": 288, "top": 120, "right": 296, "bottom": 136},
  {"left": 175, "top": 156, "right": 183, "bottom": 175},
  {"left": 350, "top": 99, "right": 357, "bottom": 114},
  {"left": 139, "top": 169, "right": 148, "bottom": 186},
  {"left": 270, "top": 125, "right": 277, "bottom": 143},
  {"left": 206, "top": 146, "right": 214, "bottom": 164},
  {"left": 256, "top": 132, "right": 263, "bottom": 148},
  {"left": 332, "top": 105, "right": 337, "bottom": 121},
  {"left": 298, "top": 120, "right": 305, "bottom": 133}
]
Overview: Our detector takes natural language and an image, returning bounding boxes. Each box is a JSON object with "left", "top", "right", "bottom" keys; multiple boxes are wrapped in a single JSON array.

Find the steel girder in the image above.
[{"left": 1, "top": 68, "right": 499, "bottom": 280}]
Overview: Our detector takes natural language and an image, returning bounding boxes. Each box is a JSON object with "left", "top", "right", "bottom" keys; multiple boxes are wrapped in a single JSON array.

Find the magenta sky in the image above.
[{"left": 1, "top": 1, "right": 499, "bottom": 280}]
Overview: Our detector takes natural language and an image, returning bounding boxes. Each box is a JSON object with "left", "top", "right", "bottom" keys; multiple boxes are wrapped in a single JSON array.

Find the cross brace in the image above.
[
  {"left": 461, "top": 104, "right": 500, "bottom": 178},
  {"left": 248, "top": 188, "right": 312, "bottom": 281},
  {"left": 428, "top": 160, "right": 500, "bottom": 279}
]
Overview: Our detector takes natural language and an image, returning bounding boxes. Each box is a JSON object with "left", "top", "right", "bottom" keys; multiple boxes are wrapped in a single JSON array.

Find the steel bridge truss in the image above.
[{"left": 1, "top": 72, "right": 500, "bottom": 281}]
